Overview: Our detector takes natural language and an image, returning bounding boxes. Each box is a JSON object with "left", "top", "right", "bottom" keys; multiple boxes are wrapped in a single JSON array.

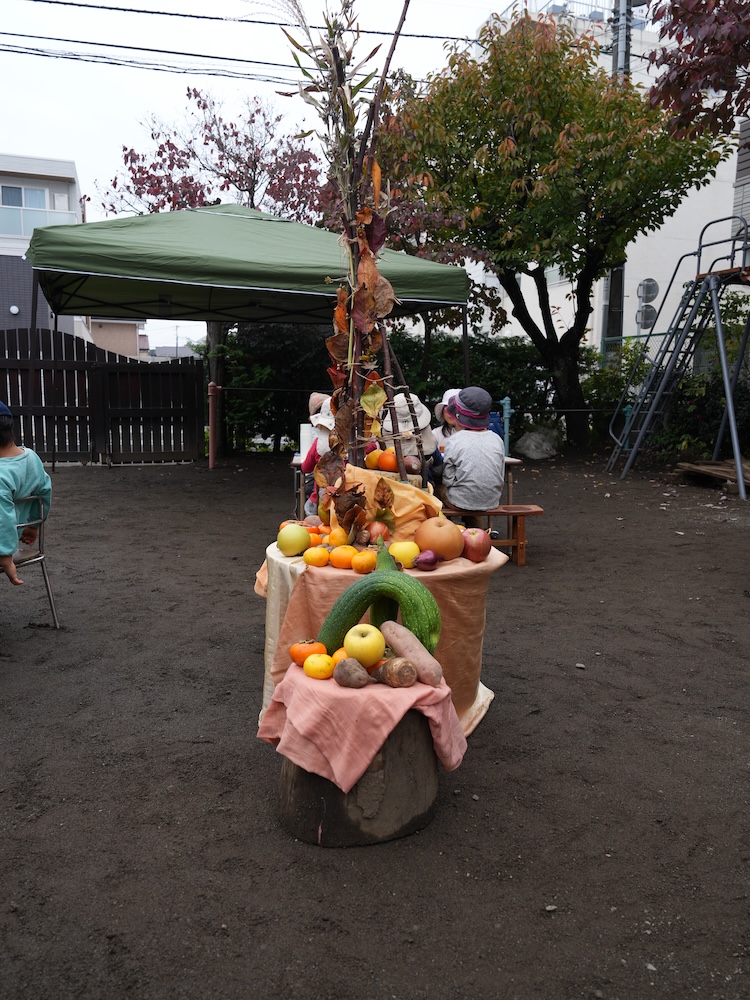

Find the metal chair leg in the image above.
[{"left": 40, "top": 560, "right": 60, "bottom": 629}]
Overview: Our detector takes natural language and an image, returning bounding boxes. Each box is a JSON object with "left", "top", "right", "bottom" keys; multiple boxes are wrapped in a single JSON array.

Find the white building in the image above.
[
  {"left": 1, "top": 153, "right": 149, "bottom": 354},
  {"left": 0, "top": 153, "right": 83, "bottom": 336}
]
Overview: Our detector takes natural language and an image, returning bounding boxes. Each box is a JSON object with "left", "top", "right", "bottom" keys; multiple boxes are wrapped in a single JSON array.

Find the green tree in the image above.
[{"left": 387, "top": 12, "right": 730, "bottom": 447}]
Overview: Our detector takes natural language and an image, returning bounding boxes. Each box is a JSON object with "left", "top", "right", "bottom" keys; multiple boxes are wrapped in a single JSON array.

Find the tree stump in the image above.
[{"left": 277, "top": 710, "right": 439, "bottom": 847}]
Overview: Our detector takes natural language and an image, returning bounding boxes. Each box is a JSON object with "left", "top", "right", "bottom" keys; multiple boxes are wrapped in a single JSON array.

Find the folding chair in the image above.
[{"left": 12, "top": 494, "right": 60, "bottom": 628}]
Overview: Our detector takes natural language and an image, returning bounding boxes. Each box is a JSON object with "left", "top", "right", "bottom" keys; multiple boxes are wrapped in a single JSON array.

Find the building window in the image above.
[
  {"left": 24, "top": 188, "right": 46, "bottom": 210},
  {"left": 1, "top": 186, "right": 23, "bottom": 207},
  {"left": 544, "top": 264, "right": 566, "bottom": 285},
  {"left": 0, "top": 183, "right": 76, "bottom": 236}
]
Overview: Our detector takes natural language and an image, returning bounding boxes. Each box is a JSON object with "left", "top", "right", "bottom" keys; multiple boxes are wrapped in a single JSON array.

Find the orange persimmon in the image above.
[{"left": 290, "top": 639, "right": 328, "bottom": 666}]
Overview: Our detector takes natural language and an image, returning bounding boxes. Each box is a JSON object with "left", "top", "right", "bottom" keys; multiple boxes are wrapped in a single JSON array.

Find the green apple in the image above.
[
  {"left": 343, "top": 623, "right": 386, "bottom": 669},
  {"left": 277, "top": 523, "right": 311, "bottom": 557}
]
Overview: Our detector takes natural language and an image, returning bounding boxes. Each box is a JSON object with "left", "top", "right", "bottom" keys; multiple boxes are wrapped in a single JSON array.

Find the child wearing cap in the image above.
[
  {"left": 0, "top": 401, "right": 52, "bottom": 586},
  {"left": 437, "top": 386, "right": 505, "bottom": 522}
]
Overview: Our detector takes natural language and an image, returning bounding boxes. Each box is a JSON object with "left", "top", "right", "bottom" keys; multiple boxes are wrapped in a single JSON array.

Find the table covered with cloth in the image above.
[
  {"left": 254, "top": 543, "right": 508, "bottom": 735},
  {"left": 257, "top": 663, "right": 467, "bottom": 793}
]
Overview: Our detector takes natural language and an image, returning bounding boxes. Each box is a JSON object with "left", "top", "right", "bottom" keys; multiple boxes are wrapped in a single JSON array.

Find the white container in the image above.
[{"left": 299, "top": 422, "right": 314, "bottom": 457}]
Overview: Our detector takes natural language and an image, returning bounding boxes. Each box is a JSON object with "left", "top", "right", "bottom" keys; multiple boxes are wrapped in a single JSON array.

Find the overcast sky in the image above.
[
  {"left": 4, "top": 0, "right": 501, "bottom": 207},
  {"left": 5, "top": 0, "right": 507, "bottom": 343}
]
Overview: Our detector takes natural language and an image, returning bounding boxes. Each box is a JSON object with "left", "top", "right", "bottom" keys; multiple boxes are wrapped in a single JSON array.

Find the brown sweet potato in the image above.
[
  {"left": 333, "top": 658, "right": 374, "bottom": 688},
  {"left": 370, "top": 657, "right": 417, "bottom": 688},
  {"left": 379, "top": 620, "right": 443, "bottom": 686}
]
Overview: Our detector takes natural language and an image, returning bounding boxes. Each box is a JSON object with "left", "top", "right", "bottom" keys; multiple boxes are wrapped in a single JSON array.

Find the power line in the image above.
[
  {"left": 0, "top": 42, "right": 297, "bottom": 81},
  {"left": 18, "top": 0, "right": 476, "bottom": 43},
  {"left": 0, "top": 29, "right": 300, "bottom": 70}
]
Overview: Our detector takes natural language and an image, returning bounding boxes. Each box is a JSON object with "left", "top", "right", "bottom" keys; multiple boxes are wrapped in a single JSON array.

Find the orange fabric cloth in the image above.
[
  {"left": 328, "top": 463, "right": 442, "bottom": 543},
  {"left": 257, "top": 543, "right": 508, "bottom": 733},
  {"left": 257, "top": 663, "right": 467, "bottom": 793}
]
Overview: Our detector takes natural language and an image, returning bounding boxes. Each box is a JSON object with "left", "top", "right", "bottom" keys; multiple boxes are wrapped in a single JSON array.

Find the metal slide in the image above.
[{"left": 605, "top": 217, "right": 750, "bottom": 499}]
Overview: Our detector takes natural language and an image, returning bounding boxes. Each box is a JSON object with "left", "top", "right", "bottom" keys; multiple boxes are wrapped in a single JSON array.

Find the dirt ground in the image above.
[{"left": 2, "top": 451, "right": 749, "bottom": 1000}]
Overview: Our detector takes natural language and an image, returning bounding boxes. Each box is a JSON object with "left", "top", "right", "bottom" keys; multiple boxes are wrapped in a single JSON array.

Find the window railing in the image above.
[{"left": 0, "top": 206, "right": 77, "bottom": 237}]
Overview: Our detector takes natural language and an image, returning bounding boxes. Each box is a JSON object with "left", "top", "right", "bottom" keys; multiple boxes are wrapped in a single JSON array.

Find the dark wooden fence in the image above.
[{"left": 1, "top": 328, "right": 204, "bottom": 464}]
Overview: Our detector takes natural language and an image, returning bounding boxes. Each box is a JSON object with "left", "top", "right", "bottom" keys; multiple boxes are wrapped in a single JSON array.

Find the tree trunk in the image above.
[
  {"left": 548, "top": 344, "right": 590, "bottom": 450},
  {"left": 497, "top": 267, "right": 593, "bottom": 450},
  {"left": 206, "top": 321, "right": 229, "bottom": 457}
]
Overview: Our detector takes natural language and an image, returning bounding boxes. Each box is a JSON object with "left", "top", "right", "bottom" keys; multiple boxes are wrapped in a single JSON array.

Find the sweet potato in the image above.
[
  {"left": 379, "top": 620, "right": 443, "bottom": 686},
  {"left": 333, "top": 658, "right": 374, "bottom": 688},
  {"left": 370, "top": 657, "right": 417, "bottom": 688}
]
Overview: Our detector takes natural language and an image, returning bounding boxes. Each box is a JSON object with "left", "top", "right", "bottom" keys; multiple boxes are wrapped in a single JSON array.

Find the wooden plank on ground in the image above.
[{"left": 676, "top": 459, "right": 750, "bottom": 486}]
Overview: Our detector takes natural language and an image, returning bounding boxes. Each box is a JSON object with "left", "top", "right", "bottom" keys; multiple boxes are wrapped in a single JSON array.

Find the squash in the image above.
[{"left": 317, "top": 570, "right": 442, "bottom": 656}]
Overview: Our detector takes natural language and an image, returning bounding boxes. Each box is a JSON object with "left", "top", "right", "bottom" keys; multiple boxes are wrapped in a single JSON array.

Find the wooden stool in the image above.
[
  {"left": 278, "top": 710, "right": 438, "bottom": 847},
  {"left": 440, "top": 503, "right": 545, "bottom": 567}
]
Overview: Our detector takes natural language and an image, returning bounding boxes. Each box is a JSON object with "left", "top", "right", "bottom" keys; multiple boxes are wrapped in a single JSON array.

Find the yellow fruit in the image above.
[
  {"left": 303, "top": 546, "right": 330, "bottom": 567},
  {"left": 302, "top": 652, "right": 335, "bottom": 679},
  {"left": 388, "top": 540, "right": 421, "bottom": 569},
  {"left": 328, "top": 526, "right": 349, "bottom": 547},
  {"left": 277, "top": 523, "right": 311, "bottom": 556},
  {"left": 365, "top": 449, "right": 382, "bottom": 470}
]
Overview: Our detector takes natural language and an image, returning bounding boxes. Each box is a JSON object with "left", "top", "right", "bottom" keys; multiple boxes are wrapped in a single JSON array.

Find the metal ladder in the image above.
[{"left": 605, "top": 216, "right": 750, "bottom": 499}]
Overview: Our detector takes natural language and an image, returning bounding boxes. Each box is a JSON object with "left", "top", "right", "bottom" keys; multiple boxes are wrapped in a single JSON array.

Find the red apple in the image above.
[{"left": 461, "top": 527, "right": 492, "bottom": 562}]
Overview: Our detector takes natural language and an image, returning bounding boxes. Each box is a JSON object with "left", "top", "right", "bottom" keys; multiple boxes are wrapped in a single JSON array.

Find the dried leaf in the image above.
[
  {"left": 352, "top": 285, "right": 377, "bottom": 334},
  {"left": 363, "top": 328, "right": 383, "bottom": 355},
  {"left": 374, "top": 477, "right": 395, "bottom": 511},
  {"left": 360, "top": 381, "right": 387, "bottom": 418},
  {"left": 316, "top": 450, "right": 347, "bottom": 488},
  {"left": 373, "top": 274, "right": 400, "bottom": 318},
  {"left": 327, "top": 365, "right": 347, "bottom": 389},
  {"left": 356, "top": 206, "right": 374, "bottom": 226},
  {"left": 334, "top": 397, "right": 355, "bottom": 446},
  {"left": 326, "top": 331, "right": 350, "bottom": 362},
  {"left": 340, "top": 504, "right": 368, "bottom": 537},
  {"left": 332, "top": 483, "right": 369, "bottom": 537},
  {"left": 365, "top": 211, "right": 387, "bottom": 254},
  {"left": 371, "top": 158, "right": 382, "bottom": 208},
  {"left": 357, "top": 251, "right": 379, "bottom": 291},
  {"left": 334, "top": 286, "right": 349, "bottom": 334}
]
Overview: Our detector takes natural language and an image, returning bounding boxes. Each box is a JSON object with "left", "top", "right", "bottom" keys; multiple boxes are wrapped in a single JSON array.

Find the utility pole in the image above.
[{"left": 602, "top": 0, "right": 648, "bottom": 351}]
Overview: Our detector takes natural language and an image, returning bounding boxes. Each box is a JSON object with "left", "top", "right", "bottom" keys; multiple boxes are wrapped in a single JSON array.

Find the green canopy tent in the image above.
[
  {"left": 26, "top": 203, "right": 472, "bottom": 468},
  {"left": 25, "top": 203, "right": 470, "bottom": 326}
]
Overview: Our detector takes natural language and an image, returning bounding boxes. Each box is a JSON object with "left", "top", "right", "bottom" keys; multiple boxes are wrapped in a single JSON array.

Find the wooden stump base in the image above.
[{"left": 278, "top": 710, "right": 439, "bottom": 847}]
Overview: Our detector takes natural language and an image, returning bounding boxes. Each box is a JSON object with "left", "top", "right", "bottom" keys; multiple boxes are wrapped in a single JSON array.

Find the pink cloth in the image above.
[{"left": 257, "top": 664, "right": 468, "bottom": 793}]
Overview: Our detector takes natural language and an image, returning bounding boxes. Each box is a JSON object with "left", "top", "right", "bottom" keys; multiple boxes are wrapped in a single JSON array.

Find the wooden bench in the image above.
[{"left": 440, "top": 502, "right": 544, "bottom": 567}]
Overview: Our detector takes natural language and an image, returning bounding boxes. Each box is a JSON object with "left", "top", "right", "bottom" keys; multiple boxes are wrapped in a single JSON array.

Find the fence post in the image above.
[
  {"left": 208, "top": 381, "right": 221, "bottom": 469},
  {"left": 500, "top": 396, "right": 515, "bottom": 454}
]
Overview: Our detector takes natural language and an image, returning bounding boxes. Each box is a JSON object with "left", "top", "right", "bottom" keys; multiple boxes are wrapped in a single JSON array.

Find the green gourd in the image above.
[{"left": 317, "top": 570, "right": 442, "bottom": 656}]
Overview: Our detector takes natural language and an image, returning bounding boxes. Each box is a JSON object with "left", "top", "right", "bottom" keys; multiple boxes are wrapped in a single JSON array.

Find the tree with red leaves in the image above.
[
  {"left": 97, "top": 87, "right": 323, "bottom": 457},
  {"left": 100, "top": 88, "right": 322, "bottom": 222},
  {"left": 648, "top": 0, "right": 750, "bottom": 137}
]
